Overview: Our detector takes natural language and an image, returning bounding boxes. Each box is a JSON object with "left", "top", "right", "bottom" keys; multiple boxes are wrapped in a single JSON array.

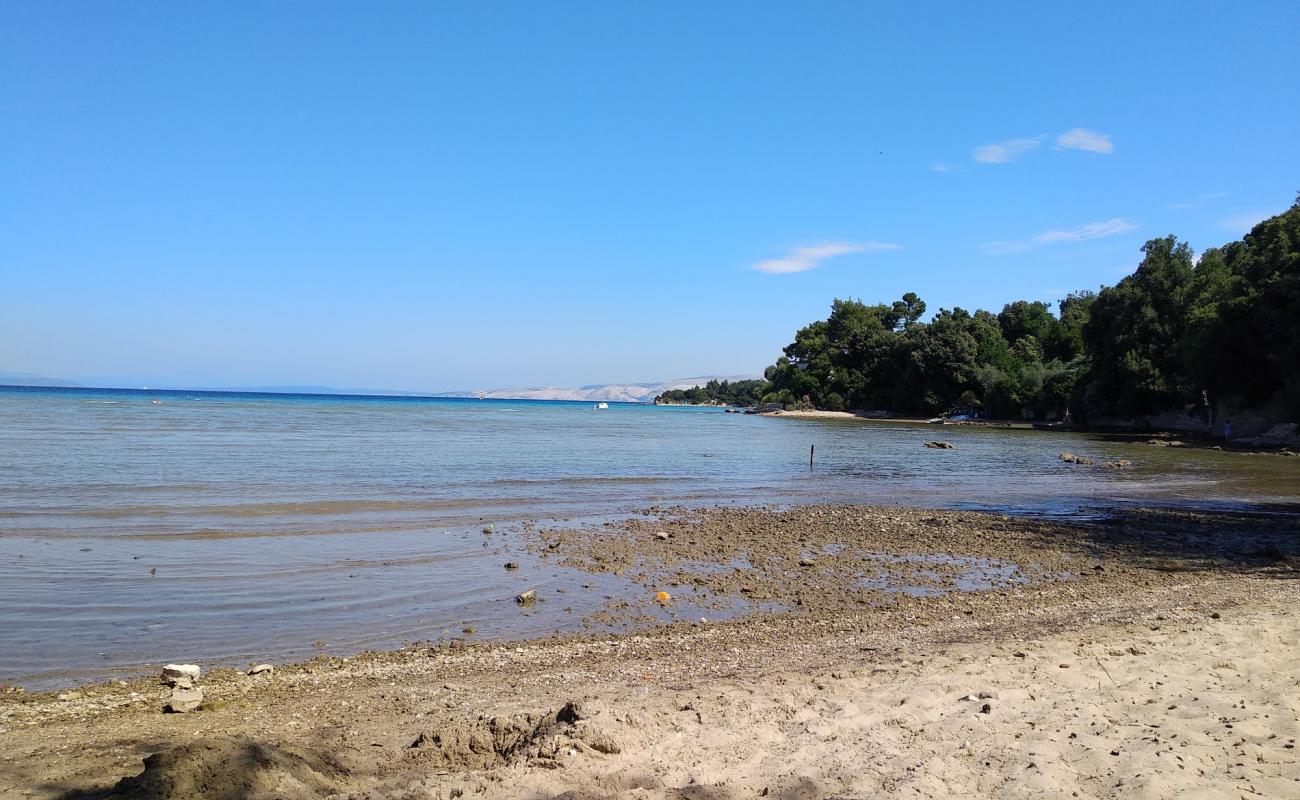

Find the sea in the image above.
[{"left": 2, "top": 385, "right": 1297, "bottom": 688}]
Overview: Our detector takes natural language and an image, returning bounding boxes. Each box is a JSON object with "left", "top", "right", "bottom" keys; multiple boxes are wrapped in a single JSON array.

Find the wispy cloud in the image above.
[
  {"left": 1035, "top": 218, "right": 1137, "bottom": 244},
  {"left": 968, "top": 128, "right": 1114, "bottom": 165},
  {"left": 972, "top": 137, "right": 1044, "bottom": 164},
  {"left": 1166, "top": 192, "right": 1227, "bottom": 210},
  {"left": 751, "top": 241, "right": 902, "bottom": 274},
  {"left": 930, "top": 162, "right": 953, "bottom": 173},
  {"left": 980, "top": 218, "right": 1138, "bottom": 255},
  {"left": 1055, "top": 128, "right": 1114, "bottom": 154}
]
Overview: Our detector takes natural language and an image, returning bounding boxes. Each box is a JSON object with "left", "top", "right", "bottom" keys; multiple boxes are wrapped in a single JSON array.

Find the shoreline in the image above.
[
  {"left": 757, "top": 408, "right": 1034, "bottom": 427},
  {"left": 3, "top": 502, "right": 1298, "bottom": 798}
]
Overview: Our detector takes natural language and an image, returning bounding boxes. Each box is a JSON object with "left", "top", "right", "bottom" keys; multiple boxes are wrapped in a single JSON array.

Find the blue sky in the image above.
[{"left": 3, "top": 2, "right": 1297, "bottom": 391}]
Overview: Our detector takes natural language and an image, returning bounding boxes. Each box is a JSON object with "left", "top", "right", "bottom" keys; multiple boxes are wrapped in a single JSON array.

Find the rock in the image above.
[
  {"left": 165, "top": 687, "right": 204, "bottom": 713},
  {"left": 504, "top": 561, "right": 519, "bottom": 570},
  {"left": 979, "top": 703, "right": 993, "bottom": 714},
  {"left": 161, "top": 664, "right": 200, "bottom": 688},
  {"left": 977, "top": 691, "right": 998, "bottom": 700},
  {"left": 654, "top": 531, "right": 670, "bottom": 541},
  {"left": 655, "top": 591, "right": 671, "bottom": 604},
  {"left": 248, "top": 664, "right": 274, "bottom": 676},
  {"left": 1103, "top": 459, "right": 1131, "bottom": 468},
  {"left": 798, "top": 557, "right": 816, "bottom": 567},
  {"left": 57, "top": 691, "right": 83, "bottom": 701},
  {"left": 1060, "top": 452, "right": 1094, "bottom": 465},
  {"left": 516, "top": 589, "right": 537, "bottom": 604},
  {"left": 959, "top": 694, "right": 979, "bottom": 702},
  {"left": 924, "top": 441, "right": 955, "bottom": 449}
]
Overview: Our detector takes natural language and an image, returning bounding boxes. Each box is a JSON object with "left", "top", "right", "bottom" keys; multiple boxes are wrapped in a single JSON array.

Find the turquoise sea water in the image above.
[{"left": 2, "top": 386, "right": 1297, "bottom": 688}]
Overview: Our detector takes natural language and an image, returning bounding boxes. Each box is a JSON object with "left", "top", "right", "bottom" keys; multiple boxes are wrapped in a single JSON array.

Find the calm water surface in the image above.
[{"left": 2, "top": 386, "right": 1297, "bottom": 687}]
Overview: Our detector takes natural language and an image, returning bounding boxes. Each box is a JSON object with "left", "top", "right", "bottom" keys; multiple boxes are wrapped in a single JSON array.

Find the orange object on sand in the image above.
[{"left": 655, "top": 591, "right": 671, "bottom": 603}]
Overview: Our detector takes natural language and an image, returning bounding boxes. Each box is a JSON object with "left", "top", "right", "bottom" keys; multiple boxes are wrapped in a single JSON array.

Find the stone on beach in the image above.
[
  {"left": 165, "top": 686, "right": 204, "bottom": 713},
  {"left": 924, "top": 441, "right": 955, "bottom": 449},
  {"left": 248, "top": 664, "right": 274, "bottom": 676},
  {"left": 516, "top": 589, "right": 537, "bottom": 604},
  {"left": 161, "top": 664, "right": 200, "bottom": 688}
]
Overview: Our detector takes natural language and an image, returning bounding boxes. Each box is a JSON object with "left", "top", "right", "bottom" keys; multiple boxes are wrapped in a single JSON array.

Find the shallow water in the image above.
[{"left": 2, "top": 386, "right": 1297, "bottom": 688}]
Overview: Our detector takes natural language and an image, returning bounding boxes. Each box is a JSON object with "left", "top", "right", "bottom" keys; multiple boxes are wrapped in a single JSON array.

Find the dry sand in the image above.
[{"left": 1, "top": 505, "right": 1297, "bottom": 799}]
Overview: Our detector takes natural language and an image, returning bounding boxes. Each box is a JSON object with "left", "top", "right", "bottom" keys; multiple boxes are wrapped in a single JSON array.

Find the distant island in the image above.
[
  {"left": 0, "top": 372, "right": 81, "bottom": 388},
  {"left": 653, "top": 378, "right": 768, "bottom": 407},
  {"left": 432, "top": 376, "right": 762, "bottom": 404}
]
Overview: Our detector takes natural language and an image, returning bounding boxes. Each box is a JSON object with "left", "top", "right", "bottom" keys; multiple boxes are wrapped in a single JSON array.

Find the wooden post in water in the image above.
[{"left": 809, "top": 444, "right": 815, "bottom": 469}]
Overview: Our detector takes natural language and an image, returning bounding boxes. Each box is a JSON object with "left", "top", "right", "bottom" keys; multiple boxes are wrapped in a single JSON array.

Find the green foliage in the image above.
[
  {"left": 654, "top": 378, "right": 768, "bottom": 407},
  {"left": 759, "top": 196, "right": 1300, "bottom": 420}
]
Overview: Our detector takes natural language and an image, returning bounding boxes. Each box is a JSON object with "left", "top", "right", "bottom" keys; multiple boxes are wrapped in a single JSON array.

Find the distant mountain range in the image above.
[
  {"left": 0, "top": 373, "right": 760, "bottom": 404},
  {"left": 431, "top": 376, "right": 762, "bottom": 404},
  {"left": 0, "top": 372, "right": 82, "bottom": 388}
]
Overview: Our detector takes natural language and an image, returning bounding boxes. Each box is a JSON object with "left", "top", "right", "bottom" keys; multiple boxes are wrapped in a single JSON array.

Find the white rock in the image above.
[
  {"left": 161, "top": 664, "right": 201, "bottom": 687},
  {"left": 165, "top": 686, "right": 203, "bottom": 713},
  {"left": 248, "top": 664, "right": 274, "bottom": 676}
]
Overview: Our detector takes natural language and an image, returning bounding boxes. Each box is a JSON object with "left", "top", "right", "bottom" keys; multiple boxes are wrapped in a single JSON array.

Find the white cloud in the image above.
[
  {"left": 751, "top": 241, "right": 902, "bottom": 274},
  {"left": 972, "top": 137, "right": 1044, "bottom": 164},
  {"left": 930, "top": 162, "right": 952, "bottom": 172},
  {"left": 980, "top": 218, "right": 1138, "bottom": 255},
  {"left": 1166, "top": 192, "right": 1227, "bottom": 210},
  {"left": 1034, "top": 218, "right": 1137, "bottom": 244},
  {"left": 1056, "top": 128, "right": 1114, "bottom": 154}
]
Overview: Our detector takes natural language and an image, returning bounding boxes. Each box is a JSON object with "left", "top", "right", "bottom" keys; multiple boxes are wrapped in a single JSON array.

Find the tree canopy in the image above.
[{"left": 752, "top": 196, "right": 1300, "bottom": 421}]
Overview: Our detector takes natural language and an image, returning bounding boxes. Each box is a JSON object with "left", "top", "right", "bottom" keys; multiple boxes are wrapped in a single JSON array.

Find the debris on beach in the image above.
[
  {"left": 247, "top": 663, "right": 274, "bottom": 676},
  {"left": 516, "top": 589, "right": 537, "bottom": 604}
]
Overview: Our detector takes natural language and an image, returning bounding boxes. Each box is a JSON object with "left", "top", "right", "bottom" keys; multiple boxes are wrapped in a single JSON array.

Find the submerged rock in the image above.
[{"left": 924, "top": 441, "right": 955, "bottom": 449}]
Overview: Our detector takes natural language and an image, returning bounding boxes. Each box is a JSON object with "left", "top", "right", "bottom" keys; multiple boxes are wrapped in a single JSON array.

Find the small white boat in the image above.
[{"left": 594, "top": 402, "right": 609, "bottom": 410}]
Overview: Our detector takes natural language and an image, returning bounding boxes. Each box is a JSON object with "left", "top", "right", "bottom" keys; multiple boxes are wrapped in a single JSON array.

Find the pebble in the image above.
[
  {"left": 248, "top": 664, "right": 274, "bottom": 676},
  {"left": 516, "top": 589, "right": 537, "bottom": 604}
]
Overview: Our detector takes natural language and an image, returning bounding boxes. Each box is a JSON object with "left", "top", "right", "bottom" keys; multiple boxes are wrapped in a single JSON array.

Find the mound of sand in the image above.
[
  {"left": 107, "top": 737, "right": 343, "bottom": 800},
  {"left": 407, "top": 701, "right": 621, "bottom": 771}
]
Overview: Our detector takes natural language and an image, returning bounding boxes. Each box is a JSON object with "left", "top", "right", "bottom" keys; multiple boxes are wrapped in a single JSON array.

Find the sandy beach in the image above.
[{"left": 2, "top": 504, "right": 1298, "bottom": 799}]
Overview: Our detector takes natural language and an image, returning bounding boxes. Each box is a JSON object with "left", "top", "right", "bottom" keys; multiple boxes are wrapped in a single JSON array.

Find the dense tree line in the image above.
[
  {"left": 758, "top": 197, "right": 1300, "bottom": 421},
  {"left": 655, "top": 379, "right": 768, "bottom": 407}
]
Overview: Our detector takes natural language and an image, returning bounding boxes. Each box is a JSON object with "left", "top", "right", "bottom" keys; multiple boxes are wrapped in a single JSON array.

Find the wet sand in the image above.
[{"left": 2, "top": 504, "right": 1298, "bottom": 799}]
